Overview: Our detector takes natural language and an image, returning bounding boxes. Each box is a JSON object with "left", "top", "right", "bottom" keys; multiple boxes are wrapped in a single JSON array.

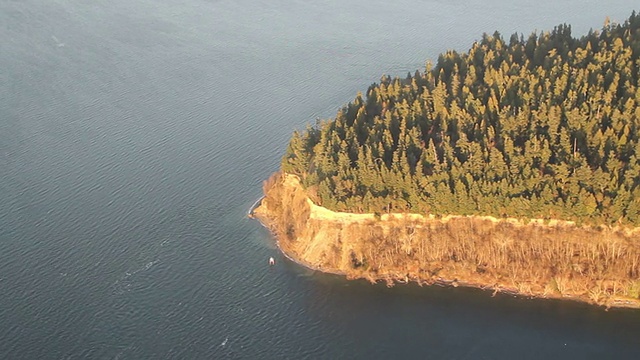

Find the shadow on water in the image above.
[{"left": 277, "top": 254, "right": 640, "bottom": 359}]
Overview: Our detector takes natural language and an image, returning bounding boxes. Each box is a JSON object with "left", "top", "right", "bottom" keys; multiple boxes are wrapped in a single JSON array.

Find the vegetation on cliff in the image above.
[
  {"left": 282, "top": 12, "right": 640, "bottom": 226},
  {"left": 257, "top": 173, "right": 640, "bottom": 307}
]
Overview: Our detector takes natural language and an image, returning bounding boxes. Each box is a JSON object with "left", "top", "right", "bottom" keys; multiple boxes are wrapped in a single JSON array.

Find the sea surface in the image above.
[{"left": 2, "top": 0, "right": 640, "bottom": 358}]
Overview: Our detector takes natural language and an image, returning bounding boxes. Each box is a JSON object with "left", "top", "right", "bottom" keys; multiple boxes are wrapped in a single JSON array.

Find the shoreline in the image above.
[
  {"left": 249, "top": 198, "right": 344, "bottom": 275},
  {"left": 246, "top": 196, "right": 265, "bottom": 218},
  {"left": 250, "top": 199, "right": 640, "bottom": 309},
  {"left": 250, "top": 174, "right": 640, "bottom": 310}
]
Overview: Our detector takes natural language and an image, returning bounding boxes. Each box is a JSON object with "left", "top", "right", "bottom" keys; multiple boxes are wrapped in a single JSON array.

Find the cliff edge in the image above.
[{"left": 253, "top": 172, "right": 640, "bottom": 309}]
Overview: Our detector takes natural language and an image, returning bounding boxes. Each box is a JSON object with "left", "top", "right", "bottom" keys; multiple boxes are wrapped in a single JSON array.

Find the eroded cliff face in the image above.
[{"left": 253, "top": 172, "right": 640, "bottom": 308}]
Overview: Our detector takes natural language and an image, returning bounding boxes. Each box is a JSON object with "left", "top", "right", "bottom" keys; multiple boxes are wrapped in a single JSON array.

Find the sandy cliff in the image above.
[{"left": 253, "top": 173, "right": 640, "bottom": 308}]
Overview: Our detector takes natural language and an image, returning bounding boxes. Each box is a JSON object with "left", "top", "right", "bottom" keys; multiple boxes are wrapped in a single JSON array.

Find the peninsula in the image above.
[{"left": 254, "top": 12, "right": 640, "bottom": 308}]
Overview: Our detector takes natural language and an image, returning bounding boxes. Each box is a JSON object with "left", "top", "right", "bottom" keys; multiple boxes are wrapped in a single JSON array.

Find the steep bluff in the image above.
[{"left": 253, "top": 172, "right": 640, "bottom": 308}]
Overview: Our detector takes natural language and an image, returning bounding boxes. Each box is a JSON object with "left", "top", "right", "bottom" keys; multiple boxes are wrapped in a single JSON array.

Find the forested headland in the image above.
[
  {"left": 282, "top": 12, "right": 640, "bottom": 227},
  {"left": 255, "top": 12, "right": 640, "bottom": 307}
]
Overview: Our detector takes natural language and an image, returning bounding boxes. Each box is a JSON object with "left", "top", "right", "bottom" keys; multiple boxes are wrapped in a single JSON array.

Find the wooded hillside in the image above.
[{"left": 282, "top": 12, "right": 640, "bottom": 226}]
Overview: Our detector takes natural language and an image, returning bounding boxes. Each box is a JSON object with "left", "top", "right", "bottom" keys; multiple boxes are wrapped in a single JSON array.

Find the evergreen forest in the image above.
[{"left": 281, "top": 12, "right": 640, "bottom": 226}]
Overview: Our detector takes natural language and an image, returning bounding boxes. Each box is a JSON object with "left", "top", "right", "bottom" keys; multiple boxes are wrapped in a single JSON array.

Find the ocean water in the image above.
[{"left": 1, "top": 0, "right": 639, "bottom": 358}]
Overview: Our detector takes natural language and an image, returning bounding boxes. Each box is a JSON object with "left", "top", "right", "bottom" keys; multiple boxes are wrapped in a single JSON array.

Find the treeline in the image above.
[{"left": 282, "top": 12, "right": 640, "bottom": 226}]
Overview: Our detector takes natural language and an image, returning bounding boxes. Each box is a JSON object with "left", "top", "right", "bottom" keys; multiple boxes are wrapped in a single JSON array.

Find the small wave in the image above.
[
  {"left": 112, "top": 259, "right": 159, "bottom": 294},
  {"left": 247, "top": 196, "right": 264, "bottom": 217}
]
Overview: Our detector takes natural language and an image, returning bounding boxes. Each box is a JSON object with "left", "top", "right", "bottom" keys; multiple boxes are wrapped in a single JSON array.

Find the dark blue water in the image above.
[{"left": 1, "top": 0, "right": 639, "bottom": 358}]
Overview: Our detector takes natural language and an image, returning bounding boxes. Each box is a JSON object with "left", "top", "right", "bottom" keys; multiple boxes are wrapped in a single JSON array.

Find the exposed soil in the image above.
[{"left": 253, "top": 173, "right": 640, "bottom": 309}]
